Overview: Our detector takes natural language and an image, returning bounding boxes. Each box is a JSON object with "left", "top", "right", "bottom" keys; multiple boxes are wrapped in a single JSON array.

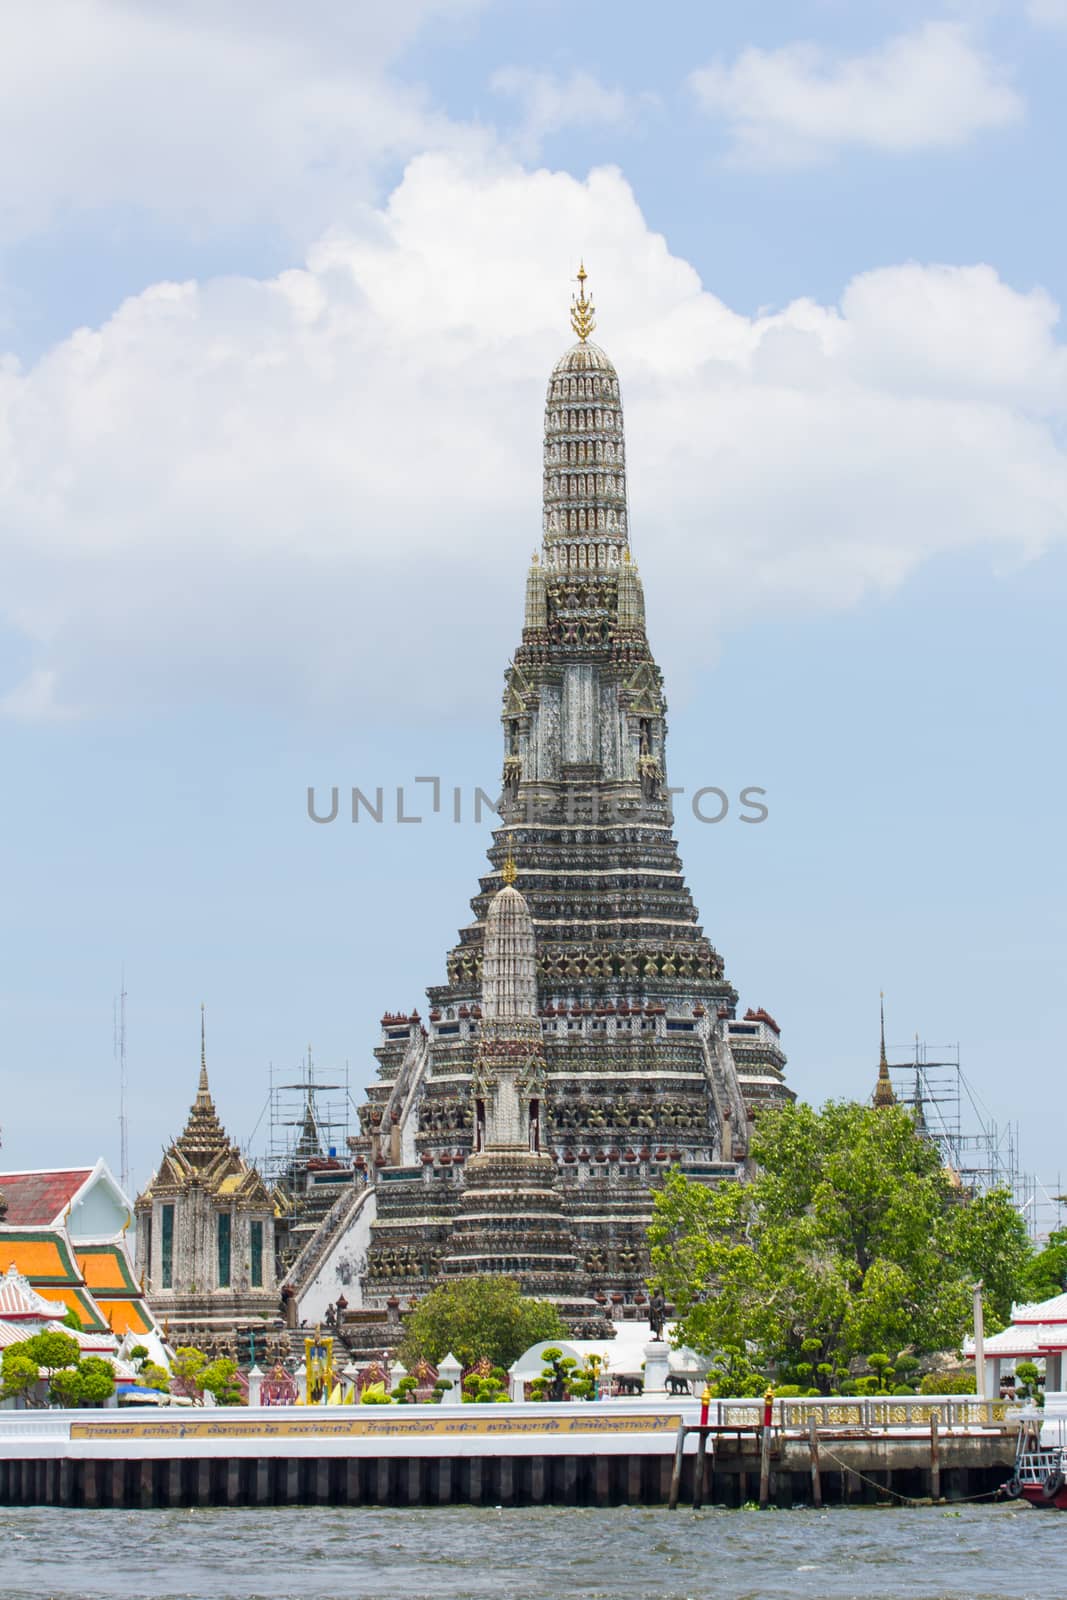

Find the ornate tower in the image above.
[
  {"left": 873, "top": 994, "right": 897, "bottom": 1109},
  {"left": 342, "top": 272, "right": 792, "bottom": 1326},
  {"left": 135, "top": 1009, "right": 278, "bottom": 1347},
  {"left": 440, "top": 860, "right": 594, "bottom": 1317}
]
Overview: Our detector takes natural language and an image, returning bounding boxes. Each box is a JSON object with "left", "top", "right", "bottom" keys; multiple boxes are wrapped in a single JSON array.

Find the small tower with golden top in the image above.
[{"left": 873, "top": 993, "right": 897, "bottom": 1109}]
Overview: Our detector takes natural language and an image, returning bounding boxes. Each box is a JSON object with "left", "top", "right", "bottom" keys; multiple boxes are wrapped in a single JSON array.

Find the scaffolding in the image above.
[
  {"left": 887, "top": 1041, "right": 1063, "bottom": 1241},
  {"left": 251, "top": 1050, "right": 353, "bottom": 1191}
]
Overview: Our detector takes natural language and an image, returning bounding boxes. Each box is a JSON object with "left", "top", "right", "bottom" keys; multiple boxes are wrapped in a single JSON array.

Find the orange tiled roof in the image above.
[
  {"left": 76, "top": 1244, "right": 137, "bottom": 1295},
  {"left": 98, "top": 1299, "right": 153, "bottom": 1337},
  {"left": 0, "top": 1231, "right": 79, "bottom": 1284},
  {"left": 46, "top": 1284, "right": 108, "bottom": 1332}
]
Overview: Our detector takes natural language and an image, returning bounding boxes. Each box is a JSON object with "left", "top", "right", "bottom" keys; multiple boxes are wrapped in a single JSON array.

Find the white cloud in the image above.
[
  {"left": 0, "top": 0, "right": 487, "bottom": 244},
  {"left": 689, "top": 22, "right": 1023, "bottom": 165},
  {"left": 490, "top": 67, "right": 635, "bottom": 157},
  {"left": 2, "top": 154, "right": 1066, "bottom": 723},
  {"left": 1027, "top": 0, "right": 1067, "bottom": 25}
]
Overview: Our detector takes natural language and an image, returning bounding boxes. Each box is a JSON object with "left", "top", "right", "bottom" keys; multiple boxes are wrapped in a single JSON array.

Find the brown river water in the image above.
[{"left": 0, "top": 1502, "right": 1061, "bottom": 1600}]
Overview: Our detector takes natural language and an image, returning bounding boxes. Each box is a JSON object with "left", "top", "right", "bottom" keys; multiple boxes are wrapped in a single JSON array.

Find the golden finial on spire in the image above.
[
  {"left": 502, "top": 848, "right": 517, "bottom": 887},
  {"left": 874, "top": 991, "right": 896, "bottom": 1108},
  {"left": 570, "top": 261, "right": 596, "bottom": 342}
]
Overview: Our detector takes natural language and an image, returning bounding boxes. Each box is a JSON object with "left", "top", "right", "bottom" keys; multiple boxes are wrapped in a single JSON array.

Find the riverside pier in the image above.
[{"left": 0, "top": 1396, "right": 1015, "bottom": 1509}]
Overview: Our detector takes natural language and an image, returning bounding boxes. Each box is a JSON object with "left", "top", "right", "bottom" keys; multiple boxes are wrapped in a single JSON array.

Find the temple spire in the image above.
[
  {"left": 198, "top": 1003, "right": 210, "bottom": 1098},
  {"left": 543, "top": 269, "right": 628, "bottom": 565},
  {"left": 570, "top": 261, "right": 596, "bottom": 342},
  {"left": 170, "top": 1004, "right": 230, "bottom": 1166},
  {"left": 481, "top": 878, "right": 538, "bottom": 1026},
  {"left": 873, "top": 991, "right": 897, "bottom": 1108}
]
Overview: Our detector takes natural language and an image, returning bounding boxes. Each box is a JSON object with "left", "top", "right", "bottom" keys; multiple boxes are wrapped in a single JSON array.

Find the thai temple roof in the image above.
[
  {"left": 966, "top": 1290, "right": 1067, "bottom": 1361},
  {"left": 0, "top": 1263, "right": 67, "bottom": 1321},
  {"left": 0, "top": 1161, "right": 160, "bottom": 1339},
  {"left": 0, "top": 1168, "right": 94, "bottom": 1227},
  {"left": 1014, "top": 1291, "right": 1067, "bottom": 1325},
  {"left": 169, "top": 1008, "right": 232, "bottom": 1169},
  {"left": 137, "top": 1009, "right": 272, "bottom": 1210}
]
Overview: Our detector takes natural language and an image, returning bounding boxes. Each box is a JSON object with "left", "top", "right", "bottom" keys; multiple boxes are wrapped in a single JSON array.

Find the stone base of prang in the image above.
[{"left": 0, "top": 1406, "right": 1015, "bottom": 1509}]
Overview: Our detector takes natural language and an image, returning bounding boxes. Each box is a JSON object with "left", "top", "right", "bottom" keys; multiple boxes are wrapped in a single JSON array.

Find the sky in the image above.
[{"left": 1, "top": 0, "right": 1065, "bottom": 1220}]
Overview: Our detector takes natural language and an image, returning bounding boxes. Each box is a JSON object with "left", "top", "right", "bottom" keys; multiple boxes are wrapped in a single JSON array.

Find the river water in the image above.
[{"left": 0, "top": 1503, "right": 1060, "bottom": 1600}]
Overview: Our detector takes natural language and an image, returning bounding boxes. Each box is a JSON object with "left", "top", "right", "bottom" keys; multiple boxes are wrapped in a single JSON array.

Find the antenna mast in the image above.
[{"left": 114, "top": 974, "right": 129, "bottom": 1195}]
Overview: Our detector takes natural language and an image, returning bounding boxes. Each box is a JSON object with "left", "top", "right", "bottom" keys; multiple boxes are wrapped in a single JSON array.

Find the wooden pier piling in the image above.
[
  {"left": 930, "top": 1413, "right": 941, "bottom": 1502},
  {"left": 808, "top": 1415, "right": 822, "bottom": 1510}
]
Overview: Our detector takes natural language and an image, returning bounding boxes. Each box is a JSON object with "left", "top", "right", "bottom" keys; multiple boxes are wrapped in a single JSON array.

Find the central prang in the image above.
[{"left": 326, "top": 272, "right": 793, "bottom": 1348}]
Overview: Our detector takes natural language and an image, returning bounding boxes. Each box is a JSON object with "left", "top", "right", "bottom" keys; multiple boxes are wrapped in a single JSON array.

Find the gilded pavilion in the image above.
[{"left": 135, "top": 1011, "right": 279, "bottom": 1350}]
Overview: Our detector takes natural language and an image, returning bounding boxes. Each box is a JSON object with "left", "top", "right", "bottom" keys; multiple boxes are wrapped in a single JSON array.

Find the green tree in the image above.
[
  {"left": 399, "top": 1277, "right": 566, "bottom": 1371},
  {"left": 140, "top": 1361, "right": 171, "bottom": 1394},
  {"left": 170, "top": 1346, "right": 208, "bottom": 1401},
  {"left": 62, "top": 1309, "right": 82, "bottom": 1331},
  {"left": 649, "top": 1100, "right": 1032, "bottom": 1386},
  {"left": 23, "top": 1330, "right": 81, "bottom": 1373},
  {"left": 1020, "top": 1228, "right": 1067, "bottom": 1303},
  {"left": 1, "top": 1347, "right": 41, "bottom": 1404},
  {"left": 76, "top": 1357, "right": 115, "bottom": 1406},
  {"left": 49, "top": 1364, "right": 87, "bottom": 1407},
  {"left": 529, "top": 1347, "right": 576, "bottom": 1402},
  {"left": 702, "top": 1343, "right": 766, "bottom": 1399},
  {"left": 199, "top": 1357, "right": 242, "bottom": 1406},
  {"left": 48, "top": 1355, "right": 115, "bottom": 1407}
]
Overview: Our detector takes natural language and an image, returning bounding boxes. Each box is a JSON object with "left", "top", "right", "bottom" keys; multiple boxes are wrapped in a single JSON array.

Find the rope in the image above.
[{"left": 816, "top": 1442, "right": 1003, "bottom": 1506}]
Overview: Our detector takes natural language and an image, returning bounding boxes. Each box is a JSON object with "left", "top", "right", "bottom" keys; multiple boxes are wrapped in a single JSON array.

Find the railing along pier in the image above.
[{"left": 668, "top": 1395, "right": 1011, "bottom": 1511}]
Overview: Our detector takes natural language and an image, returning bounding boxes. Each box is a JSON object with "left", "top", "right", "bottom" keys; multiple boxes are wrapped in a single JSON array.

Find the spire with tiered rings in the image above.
[
  {"left": 177, "top": 1004, "right": 230, "bottom": 1166},
  {"left": 873, "top": 993, "right": 897, "bottom": 1109},
  {"left": 542, "top": 263, "right": 628, "bottom": 570}
]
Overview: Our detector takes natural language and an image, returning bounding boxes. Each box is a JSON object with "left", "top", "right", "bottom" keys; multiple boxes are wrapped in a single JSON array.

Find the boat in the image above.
[{"left": 1001, "top": 1414, "right": 1067, "bottom": 1508}]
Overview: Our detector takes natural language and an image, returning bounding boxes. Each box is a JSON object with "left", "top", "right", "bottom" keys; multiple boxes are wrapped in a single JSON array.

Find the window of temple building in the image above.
[
  {"left": 217, "top": 1212, "right": 232, "bottom": 1289},
  {"left": 160, "top": 1203, "right": 174, "bottom": 1289},
  {"left": 250, "top": 1219, "right": 264, "bottom": 1288}
]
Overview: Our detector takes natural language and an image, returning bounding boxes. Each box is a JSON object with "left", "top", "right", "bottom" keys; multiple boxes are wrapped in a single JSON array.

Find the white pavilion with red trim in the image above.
[{"left": 966, "top": 1289, "right": 1067, "bottom": 1396}]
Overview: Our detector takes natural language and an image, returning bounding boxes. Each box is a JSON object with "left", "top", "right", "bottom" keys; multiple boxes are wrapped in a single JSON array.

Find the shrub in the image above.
[
  {"left": 359, "top": 1381, "right": 393, "bottom": 1405},
  {"left": 918, "top": 1370, "right": 976, "bottom": 1395},
  {"left": 200, "top": 1357, "right": 242, "bottom": 1406},
  {"left": 75, "top": 1357, "right": 115, "bottom": 1406}
]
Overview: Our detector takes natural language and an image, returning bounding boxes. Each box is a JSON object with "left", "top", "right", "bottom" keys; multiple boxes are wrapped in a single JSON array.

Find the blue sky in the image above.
[{"left": 1, "top": 0, "right": 1065, "bottom": 1215}]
